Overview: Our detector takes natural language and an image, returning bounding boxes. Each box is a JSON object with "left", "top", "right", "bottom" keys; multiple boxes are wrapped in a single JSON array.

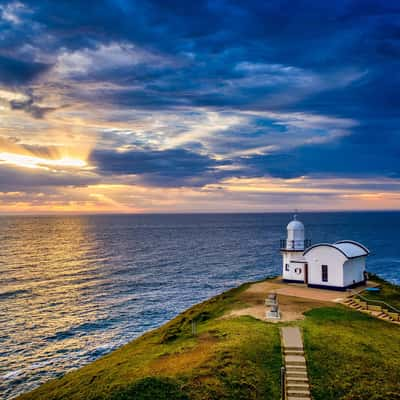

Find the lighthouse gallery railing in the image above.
[{"left": 280, "top": 239, "right": 311, "bottom": 250}]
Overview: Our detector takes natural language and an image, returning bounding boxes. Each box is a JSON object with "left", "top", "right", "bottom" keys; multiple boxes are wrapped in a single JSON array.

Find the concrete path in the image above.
[{"left": 281, "top": 327, "right": 311, "bottom": 400}]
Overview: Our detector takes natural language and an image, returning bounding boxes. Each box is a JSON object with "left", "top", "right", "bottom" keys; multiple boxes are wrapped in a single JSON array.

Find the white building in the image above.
[{"left": 281, "top": 216, "right": 370, "bottom": 290}]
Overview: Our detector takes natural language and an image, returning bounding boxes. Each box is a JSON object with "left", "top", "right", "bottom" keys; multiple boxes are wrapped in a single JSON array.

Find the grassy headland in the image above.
[{"left": 18, "top": 277, "right": 400, "bottom": 400}]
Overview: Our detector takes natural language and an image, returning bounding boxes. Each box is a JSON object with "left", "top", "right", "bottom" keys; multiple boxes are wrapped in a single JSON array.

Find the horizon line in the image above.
[{"left": 1, "top": 209, "right": 400, "bottom": 217}]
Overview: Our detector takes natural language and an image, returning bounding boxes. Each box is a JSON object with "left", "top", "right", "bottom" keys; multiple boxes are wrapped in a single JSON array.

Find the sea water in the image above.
[{"left": 1, "top": 212, "right": 399, "bottom": 399}]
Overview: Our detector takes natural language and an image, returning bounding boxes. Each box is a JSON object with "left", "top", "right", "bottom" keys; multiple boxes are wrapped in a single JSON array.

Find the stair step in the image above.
[
  {"left": 287, "top": 383, "right": 310, "bottom": 390},
  {"left": 284, "top": 346, "right": 304, "bottom": 351},
  {"left": 285, "top": 355, "right": 306, "bottom": 361},
  {"left": 286, "top": 365, "right": 307, "bottom": 369},
  {"left": 287, "top": 373, "right": 308, "bottom": 380},
  {"left": 286, "top": 366, "right": 307, "bottom": 372},
  {"left": 287, "top": 397, "right": 311, "bottom": 400},
  {"left": 287, "top": 376, "right": 309, "bottom": 383},
  {"left": 287, "top": 373, "right": 308, "bottom": 378},
  {"left": 286, "top": 361, "right": 306, "bottom": 366},
  {"left": 287, "top": 389, "right": 311, "bottom": 397},
  {"left": 285, "top": 351, "right": 304, "bottom": 356},
  {"left": 285, "top": 349, "right": 304, "bottom": 353}
]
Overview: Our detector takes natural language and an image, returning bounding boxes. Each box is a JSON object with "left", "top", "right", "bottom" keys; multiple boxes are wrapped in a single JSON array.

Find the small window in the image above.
[
  {"left": 285, "top": 263, "right": 290, "bottom": 271},
  {"left": 321, "top": 265, "right": 328, "bottom": 282}
]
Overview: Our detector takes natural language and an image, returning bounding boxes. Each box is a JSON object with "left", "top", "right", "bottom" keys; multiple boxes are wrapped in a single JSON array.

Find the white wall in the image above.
[
  {"left": 282, "top": 251, "right": 306, "bottom": 282},
  {"left": 304, "top": 246, "right": 347, "bottom": 287},
  {"left": 343, "top": 257, "right": 366, "bottom": 286}
]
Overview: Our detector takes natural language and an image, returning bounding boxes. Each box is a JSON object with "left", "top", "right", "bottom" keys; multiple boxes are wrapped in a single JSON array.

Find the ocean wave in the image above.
[{"left": 0, "top": 288, "right": 31, "bottom": 300}]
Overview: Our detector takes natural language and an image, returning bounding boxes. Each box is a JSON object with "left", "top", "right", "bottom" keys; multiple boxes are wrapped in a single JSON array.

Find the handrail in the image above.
[
  {"left": 350, "top": 290, "right": 400, "bottom": 314},
  {"left": 280, "top": 366, "right": 286, "bottom": 400}
]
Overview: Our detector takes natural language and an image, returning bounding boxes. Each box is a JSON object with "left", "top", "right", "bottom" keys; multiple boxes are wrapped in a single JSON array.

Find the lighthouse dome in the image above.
[
  {"left": 287, "top": 215, "right": 304, "bottom": 231},
  {"left": 286, "top": 215, "right": 305, "bottom": 249},
  {"left": 287, "top": 219, "right": 304, "bottom": 231}
]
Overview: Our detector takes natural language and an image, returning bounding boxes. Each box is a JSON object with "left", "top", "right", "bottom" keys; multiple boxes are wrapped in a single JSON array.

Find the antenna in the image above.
[{"left": 293, "top": 208, "right": 299, "bottom": 220}]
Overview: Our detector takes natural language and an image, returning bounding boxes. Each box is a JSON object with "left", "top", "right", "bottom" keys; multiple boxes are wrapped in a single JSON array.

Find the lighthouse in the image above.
[
  {"left": 280, "top": 216, "right": 370, "bottom": 290},
  {"left": 280, "top": 215, "right": 310, "bottom": 283}
]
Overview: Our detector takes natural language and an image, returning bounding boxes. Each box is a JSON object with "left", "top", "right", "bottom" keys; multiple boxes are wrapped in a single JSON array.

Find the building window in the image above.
[
  {"left": 321, "top": 265, "right": 328, "bottom": 282},
  {"left": 285, "top": 263, "right": 290, "bottom": 271}
]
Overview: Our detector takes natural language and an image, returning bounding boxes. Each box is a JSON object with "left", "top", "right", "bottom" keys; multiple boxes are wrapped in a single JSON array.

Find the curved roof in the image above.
[
  {"left": 303, "top": 240, "right": 369, "bottom": 259},
  {"left": 334, "top": 240, "right": 370, "bottom": 257}
]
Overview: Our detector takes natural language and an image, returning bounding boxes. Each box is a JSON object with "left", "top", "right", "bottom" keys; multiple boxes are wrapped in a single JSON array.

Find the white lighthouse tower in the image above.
[{"left": 281, "top": 215, "right": 310, "bottom": 283}]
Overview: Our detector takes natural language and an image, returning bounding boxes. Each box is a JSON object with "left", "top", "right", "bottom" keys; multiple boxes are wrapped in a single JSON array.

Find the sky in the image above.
[{"left": 0, "top": 0, "right": 399, "bottom": 213}]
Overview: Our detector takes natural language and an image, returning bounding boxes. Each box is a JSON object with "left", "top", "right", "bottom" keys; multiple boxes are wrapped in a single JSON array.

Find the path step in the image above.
[
  {"left": 285, "top": 355, "right": 306, "bottom": 361},
  {"left": 287, "top": 383, "right": 310, "bottom": 390},
  {"left": 287, "top": 372, "right": 308, "bottom": 378},
  {"left": 287, "top": 376, "right": 309, "bottom": 383},
  {"left": 287, "top": 397, "right": 311, "bottom": 400},
  {"left": 287, "top": 389, "right": 311, "bottom": 397},
  {"left": 286, "top": 365, "right": 307, "bottom": 372},
  {"left": 285, "top": 350, "right": 304, "bottom": 356},
  {"left": 286, "top": 360, "right": 306, "bottom": 366}
]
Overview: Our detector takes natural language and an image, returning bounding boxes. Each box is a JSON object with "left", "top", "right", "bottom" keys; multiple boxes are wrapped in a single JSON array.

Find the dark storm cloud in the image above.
[
  {"left": 1, "top": 0, "right": 400, "bottom": 186},
  {"left": 91, "top": 148, "right": 227, "bottom": 187},
  {"left": 245, "top": 122, "right": 400, "bottom": 180},
  {"left": 0, "top": 165, "right": 98, "bottom": 192},
  {"left": 0, "top": 55, "right": 50, "bottom": 85},
  {"left": 9, "top": 96, "right": 57, "bottom": 118}
]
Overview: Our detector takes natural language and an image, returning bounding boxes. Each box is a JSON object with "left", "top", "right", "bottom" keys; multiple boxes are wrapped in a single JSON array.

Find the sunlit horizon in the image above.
[{"left": 0, "top": 1, "right": 399, "bottom": 213}]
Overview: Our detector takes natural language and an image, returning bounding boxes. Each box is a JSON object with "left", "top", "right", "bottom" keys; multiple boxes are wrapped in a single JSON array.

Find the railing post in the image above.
[{"left": 281, "top": 366, "right": 286, "bottom": 400}]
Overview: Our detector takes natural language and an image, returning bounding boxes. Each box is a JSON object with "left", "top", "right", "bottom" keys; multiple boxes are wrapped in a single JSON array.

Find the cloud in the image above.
[
  {"left": 0, "top": 1, "right": 28, "bottom": 24},
  {"left": 0, "top": 55, "right": 50, "bottom": 85},
  {"left": 53, "top": 42, "right": 174, "bottom": 80},
  {"left": 9, "top": 96, "right": 57, "bottom": 118},
  {"left": 90, "top": 147, "right": 227, "bottom": 187},
  {"left": 0, "top": 164, "right": 98, "bottom": 192}
]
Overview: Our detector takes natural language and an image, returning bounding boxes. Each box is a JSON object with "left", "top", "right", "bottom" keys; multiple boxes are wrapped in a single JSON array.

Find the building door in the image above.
[{"left": 322, "top": 264, "right": 328, "bottom": 282}]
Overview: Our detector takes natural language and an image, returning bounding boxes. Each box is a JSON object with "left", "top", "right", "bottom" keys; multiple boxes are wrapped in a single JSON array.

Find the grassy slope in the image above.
[
  {"left": 18, "top": 283, "right": 282, "bottom": 400},
  {"left": 303, "top": 306, "right": 400, "bottom": 400},
  {"left": 18, "top": 277, "right": 400, "bottom": 400},
  {"left": 301, "top": 276, "right": 400, "bottom": 400}
]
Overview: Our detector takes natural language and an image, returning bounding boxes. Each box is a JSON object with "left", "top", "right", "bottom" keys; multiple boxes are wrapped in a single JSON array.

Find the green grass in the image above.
[
  {"left": 18, "top": 281, "right": 282, "bottom": 400},
  {"left": 362, "top": 274, "right": 400, "bottom": 310},
  {"left": 302, "top": 306, "right": 400, "bottom": 400}
]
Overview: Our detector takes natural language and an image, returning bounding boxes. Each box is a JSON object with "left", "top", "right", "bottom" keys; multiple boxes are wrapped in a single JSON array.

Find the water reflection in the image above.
[{"left": 0, "top": 216, "right": 116, "bottom": 398}]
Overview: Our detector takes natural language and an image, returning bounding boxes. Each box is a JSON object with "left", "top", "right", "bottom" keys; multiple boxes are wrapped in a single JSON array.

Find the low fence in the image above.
[{"left": 350, "top": 290, "right": 400, "bottom": 320}]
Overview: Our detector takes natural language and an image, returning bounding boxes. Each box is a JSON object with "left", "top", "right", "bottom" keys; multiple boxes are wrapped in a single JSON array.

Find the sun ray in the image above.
[{"left": 0, "top": 152, "right": 87, "bottom": 170}]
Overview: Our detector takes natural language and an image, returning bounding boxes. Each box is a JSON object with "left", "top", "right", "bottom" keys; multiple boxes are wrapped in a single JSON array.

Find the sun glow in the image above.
[{"left": 0, "top": 152, "right": 87, "bottom": 170}]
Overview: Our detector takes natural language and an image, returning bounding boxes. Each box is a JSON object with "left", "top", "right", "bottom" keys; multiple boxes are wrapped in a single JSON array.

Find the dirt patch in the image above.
[{"left": 225, "top": 278, "right": 339, "bottom": 322}]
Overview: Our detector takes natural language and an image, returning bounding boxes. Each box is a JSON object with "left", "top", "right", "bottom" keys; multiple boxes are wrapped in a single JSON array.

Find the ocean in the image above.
[{"left": 1, "top": 212, "right": 399, "bottom": 399}]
